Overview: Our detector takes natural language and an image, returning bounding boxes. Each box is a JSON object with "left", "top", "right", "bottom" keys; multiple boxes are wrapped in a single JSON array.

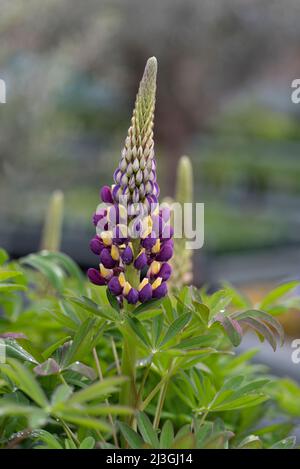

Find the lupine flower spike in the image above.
[
  {"left": 88, "top": 57, "right": 173, "bottom": 306},
  {"left": 171, "top": 155, "right": 194, "bottom": 289}
]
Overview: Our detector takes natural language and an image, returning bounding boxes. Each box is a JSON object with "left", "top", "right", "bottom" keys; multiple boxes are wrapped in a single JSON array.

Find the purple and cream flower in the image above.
[{"left": 88, "top": 57, "right": 173, "bottom": 305}]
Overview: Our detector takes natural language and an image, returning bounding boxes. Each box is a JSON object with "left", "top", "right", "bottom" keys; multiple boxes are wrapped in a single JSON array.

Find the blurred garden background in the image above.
[{"left": 1, "top": 0, "right": 300, "bottom": 300}]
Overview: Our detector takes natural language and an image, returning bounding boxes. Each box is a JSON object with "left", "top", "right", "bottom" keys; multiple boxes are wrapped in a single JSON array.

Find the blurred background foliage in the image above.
[{"left": 1, "top": 0, "right": 300, "bottom": 288}]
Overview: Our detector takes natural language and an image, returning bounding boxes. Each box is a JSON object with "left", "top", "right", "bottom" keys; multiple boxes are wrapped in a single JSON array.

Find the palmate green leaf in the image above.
[
  {"left": 127, "top": 317, "right": 151, "bottom": 348},
  {"left": 133, "top": 298, "right": 163, "bottom": 315},
  {"left": 21, "top": 254, "right": 65, "bottom": 293},
  {"left": 61, "top": 317, "right": 101, "bottom": 367},
  {"left": 0, "top": 271, "right": 22, "bottom": 281},
  {"left": 171, "top": 432, "right": 196, "bottom": 449},
  {"left": 211, "top": 394, "right": 268, "bottom": 412},
  {"left": 161, "top": 296, "right": 176, "bottom": 322},
  {"left": 166, "top": 347, "right": 220, "bottom": 359},
  {"left": 260, "top": 281, "right": 300, "bottom": 309},
  {"left": 270, "top": 378, "right": 300, "bottom": 417},
  {"left": 49, "top": 305, "right": 79, "bottom": 331},
  {"left": 240, "top": 318, "right": 277, "bottom": 351},
  {"left": 33, "top": 358, "right": 60, "bottom": 376},
  {"left": 0, "top": 283, "right": 27, "bottom": 292},
  {"left": 39, "top": 251, "right": 84, "bottom": 292},
  {"left": 152, "top": 314, "right": 164, "bottom": 347},
  {"left": 160, "top": 420, "right": 174, "bottom": 449},
  {"left": 3, "top": 338, "right": 39, "bottom": 364},
  {"left": 232, "top": 309, "right": 284, "bottom": 349},
  {"left": 0, "top": 403, "right": 48, "bottom": 428},
  {"left": 58, "top": 412, "right": 111, "bottom": 432},
  {"left": 106, "top": 289, "right": 120, "bottom": 313},
  {"left": 209, "top": 381, "right": 269, "bottom": 412},
  {"left": 0, "top": 402, "right": 40, "bottom": 418},
  {"left": 68, "top": 376, "right": 127, "bottom": 404},
  {"left": 211, "top": 314, "right": 243, "bottom": 347},
  {"left": 78, "top": 404, "right": 132, "bottom": 416},
  {"left": 237, "top": 435, "right": 263, "bottom": 449},
  {"left": 60, "top": 299, "right": 87, "bottom": 325},
  {"left": 42, "top": 336, "right": 72, "bottom": 360},
  {"left": 222, "top": 283, "right": 252, "bottom": 309},
  {"left": 68, "top": 295, "right": 119, "bottom": 322},
  {"left": 194, "top": 375, "right": 269, "bottom": 413},
  {"left": 171, "top": 378, "right": 197, "bottom": 409},
  {"left": 51, "top": 384, "right": 73, "bottom": 406},
  {"left": 192, "top": 302, "right": 210, "bottom": 324},
  {"left": 16, "top": 338, "right": 45, "bottom": 363},
  {"left": 79, "top": 436, "right": 95, "bottom": 449},
  {"left": 207, "top": 289, "right": 233, "bottom": 319},
  {"left": 159, "top": 313, "right": 191, "bottom": 348},
  {"left": 64, "top": 438, "right": 77, "bottom": 449},
  {"left": 136, "top": 411, "right": 160, "bottom": 448},
  {"left": 202, "top": 430, "right": 233, "bottom": 449},
  {"left": 191, "top": 370, "right": 216, "bottom": 409},
  {"left": 118, "top": 422, "right": 144, "bottom": 449},
  {"left": 0, "top": 248, "right": 9, "bottom": 266},
  {"left": 67, "top": 362, "right": 96, "bottom": 380},
  {"left": 271, "top": 436, "right": 296, "bottom": 449},
  {"left": 137, "top": 309, "right": 162, "bottom": 321},
  {"left": 33, "top": 429, "right": 63, "bottom": 449},
  {"left": 222, "top": 348, "right": 259, "bottom": 373},
  {"left": 58, "top": 299, "right": 82, "bottom": 324},
  {"left": 194, "top": 421, "right": 214, "bottom": 448},
  {"left": 1, "top": 358, "right": 48, "bottom": 408},
  {"left": 175, "top": 286, "right": 192, "bottom": 314},
  {"left": 176, "top": 335, "right": 219, "bottom": 350}
]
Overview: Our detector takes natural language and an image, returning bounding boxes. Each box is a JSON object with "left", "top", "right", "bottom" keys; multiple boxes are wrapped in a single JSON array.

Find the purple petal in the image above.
[
  {"left": 156, "top": 244, "right": 173, "bottom": 262},
  {"left": 100, "top": 185, "right": 113, "bottom": 204},
  {"left": 100, "top": 248, "right": 117, "bottom": 269},
  {"left": 126, "top": 288, "right": 139, "bottom": 304},
  {"left": 89, "top": 237, "right": 104, "bottom": 255},
  {"left": 108, "top": 276, "right": 123, "bottom": 296},
  {"left": 152, "top": 282, "right": 168, "bottom": 299},
  {"left": 87, "top": 268, "right": 106, "bottom": 286},
  {"left": 142, "top": 233, "right": 157, "bottom": 250},
  {"left": 139, "top": 284, "right": 152, "bottom": 303},
  {"left": 158, "top": 263, "right": 172, "bottom": 281},
  {"left": 121, "top": 245, "right": 133, "bottom": 264},
  {"left": 134, "top": 251, "right": 148, "bottom": 270}
]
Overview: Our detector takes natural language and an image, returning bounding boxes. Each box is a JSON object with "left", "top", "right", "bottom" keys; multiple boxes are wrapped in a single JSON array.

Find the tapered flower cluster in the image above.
[{"left": 87, "top": 57, "right": 173, "bottom": 306}]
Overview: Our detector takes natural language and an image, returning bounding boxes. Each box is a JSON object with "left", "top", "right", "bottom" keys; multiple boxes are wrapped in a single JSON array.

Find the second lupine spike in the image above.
[{"left": 88, "top": 57, "right": 173, "bottom": 306}]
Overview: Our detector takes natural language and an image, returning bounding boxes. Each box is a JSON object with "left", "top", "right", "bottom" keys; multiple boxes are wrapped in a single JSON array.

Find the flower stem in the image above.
[
  {"left": 93, "top": 347, "right": 119, "bottom": 448},
  {"left": 153, "top": 379, "right": 168, "bottom": 429},
  {"left": 120, "top": 322, "right": 137, "bottom": 413},
  {"left": 120, "top": 240, "right": 140, "bottom": 415}
]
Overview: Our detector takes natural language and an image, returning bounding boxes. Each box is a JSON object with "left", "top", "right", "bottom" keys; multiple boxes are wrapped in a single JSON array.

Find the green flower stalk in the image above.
[
  {"left": 40, "top": 190, "right": 64, "bottom": 252},
  {"left": 170, "top": 155, "right": 194, "bottom": 289}
]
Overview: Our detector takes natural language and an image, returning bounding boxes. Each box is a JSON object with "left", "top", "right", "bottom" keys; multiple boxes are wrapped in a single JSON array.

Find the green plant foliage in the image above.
[{"left": 0, "top": 248, "right": 299, "bottom": 449}]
